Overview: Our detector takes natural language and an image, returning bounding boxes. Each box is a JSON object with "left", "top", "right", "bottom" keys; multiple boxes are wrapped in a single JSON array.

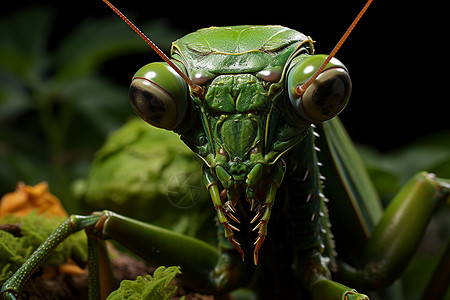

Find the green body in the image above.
[{"left": 2, "top": 24, "right": 450, "bottom": 300}]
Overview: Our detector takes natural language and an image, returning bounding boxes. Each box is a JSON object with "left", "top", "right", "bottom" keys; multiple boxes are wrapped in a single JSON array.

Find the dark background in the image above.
[{"left": 4, "top": 0, "right": 446, "bottom": 150}]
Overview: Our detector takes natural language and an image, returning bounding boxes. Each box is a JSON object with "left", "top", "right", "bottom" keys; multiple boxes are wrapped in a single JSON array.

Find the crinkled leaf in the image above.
[
  {"left": 72, "top": 119, "right": 216, "bottom": 244},
  {"left": 0, "top": 211, "right": 87, "bottom": 284},
  {"left": 106, "top": 266, "right": 184, "bottom": 300}
]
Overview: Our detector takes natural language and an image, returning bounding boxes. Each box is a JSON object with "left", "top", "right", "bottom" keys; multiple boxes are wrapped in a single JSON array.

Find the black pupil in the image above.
[
  {"left": 312, "top": 73, "right": 349, "bottom": 117},
  {"left": 129, "top": 85, "right": 165, "bottom": 124}
]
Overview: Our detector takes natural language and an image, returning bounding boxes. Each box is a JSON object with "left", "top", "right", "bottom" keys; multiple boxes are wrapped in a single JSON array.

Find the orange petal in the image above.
[{"left": 0, "top": 182, "right": 67, "bottom": 218}]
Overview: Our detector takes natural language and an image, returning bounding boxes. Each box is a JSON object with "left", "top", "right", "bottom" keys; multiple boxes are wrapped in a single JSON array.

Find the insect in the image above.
[{"left": 2, "top": 0, "right": 450, "bottom": 299}]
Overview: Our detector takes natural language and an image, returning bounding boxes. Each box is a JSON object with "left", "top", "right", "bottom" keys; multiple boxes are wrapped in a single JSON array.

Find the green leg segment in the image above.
[
  {"left": 337, "top": 172, "right": 450, "bottom": 292},
  {"left": 362, "top": 172, "right": 450, "bottom": 288},
  {"left": 307, "top": 172, "right": 449, "bottom": 300},
  {"left": 87, "top": 231, "right": 101, "bottom": 300},
  {"left": 97, "top": 210, "right": 251, "bottom": 292},
  {"left": 311, "top": 279, "right": 369, "bottom": 300},
  {"left": 97, "top": 210, "right": 221, "bottom": 292},
  {"left": 86, "top": 227, "right": 116, "bottom": 300},
  {"left": 1, "top": 214, "right": 102, "bottom": 300},
  {"left": 294, "top": 250, "right": 370, "bottom": 300}
]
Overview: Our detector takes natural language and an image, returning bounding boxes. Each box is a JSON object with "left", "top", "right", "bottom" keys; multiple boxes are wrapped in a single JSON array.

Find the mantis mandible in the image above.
[{"left": 2, "top": 0, "right": 450, "bottom": 299}]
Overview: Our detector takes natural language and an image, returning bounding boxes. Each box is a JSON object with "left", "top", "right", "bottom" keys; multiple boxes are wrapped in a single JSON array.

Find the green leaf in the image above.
[
  {"left": 106, "top": 266, "right": 184, "bottom": 300},
  {"left": 0, "top": 7, "right": 53, "bottom": 80},
  {"left": 54, "top": 18, "right": 183, "bottom": 80},
  {"left": 0, "top": 211, "right": 87, "bottom": 284}
]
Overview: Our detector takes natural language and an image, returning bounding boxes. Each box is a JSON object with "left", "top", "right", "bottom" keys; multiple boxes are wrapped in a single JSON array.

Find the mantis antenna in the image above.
[
  {"left": 296, "top": 0, "right": 374, "bottom": 96},
  {"left": 102, "top": 0, "right": 203, "bottom": 95}
]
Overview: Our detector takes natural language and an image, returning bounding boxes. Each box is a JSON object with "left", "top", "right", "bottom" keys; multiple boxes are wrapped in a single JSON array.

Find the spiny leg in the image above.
[
  {"left": 203, "top": 168, "right": 244, "bottom": 260},
  {"left": 284, "top": 130, "right": 370, "bottom": 300},
  {"left": 1, "top": 214, "right": 102, "bottom": 299},
  {"left": 251, "top": 160, "right": 285, "bottom": 265},
  {"left": 251, "top": 185, "right": 274, "bottom": 265},
  {"left": 86, "top": 224, "right": 116, "bottom": 300},
  {"left": 209, "top": 183, "right": 244, "bottom": 259},
  {"left": 203, "top": 160, "right": 286, "bottom": 265}
]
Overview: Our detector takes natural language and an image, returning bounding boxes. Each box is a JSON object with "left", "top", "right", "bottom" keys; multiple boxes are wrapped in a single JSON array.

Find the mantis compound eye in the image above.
[
  {"left": 298, "top": 68, "right": 351, "bottom": 122},
  {"left": 288, "top": 55, "right": 352, "bottom": 123},
  {"left": 129, "top": 62, "right": 189, "bottom": 130}
]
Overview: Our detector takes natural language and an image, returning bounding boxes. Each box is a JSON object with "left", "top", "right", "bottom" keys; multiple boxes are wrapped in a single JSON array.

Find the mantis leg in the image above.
[
  {"left": 96, "top": 210, "right": 245, "bottom": 292},
  {"left": 310, "top": 279, "right": 369, "bottom": 300},
  {"left": 1, "top": 214, "right": 102, "bottom": 300},
  {"left": 316, "top": 119, "right": 449, "bottom": 297},
  {"left": 338, "top": 172, "right": 450, "bottom": 292},
  {"left": 293, "top": 249, "right": 369, "bottom": 300},
  {"left": 362, "top": 172, "right": 449, "bottom": 289},
  {"left": 102, "top": 211, "right": 253, "bottom": 292},
  {"left": 1, "top": 210, "right": 251, "bottom": 300},
  {"left": 85, "top": 227, "right": 116, "bottom": 300}
]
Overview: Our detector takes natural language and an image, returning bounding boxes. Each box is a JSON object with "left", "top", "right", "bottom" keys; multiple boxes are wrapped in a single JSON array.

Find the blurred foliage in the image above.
[
  {"left": 0, "top": 7, "right": 183, "bottom": 212},
  {"left": 357, "top": 131, "right": 450, "bottom": 204}
]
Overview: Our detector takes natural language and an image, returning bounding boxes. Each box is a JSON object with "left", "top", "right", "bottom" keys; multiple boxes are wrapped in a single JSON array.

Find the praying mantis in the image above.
[{"left": 2, "top": 0, "right": 449, "bottom": 299}]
